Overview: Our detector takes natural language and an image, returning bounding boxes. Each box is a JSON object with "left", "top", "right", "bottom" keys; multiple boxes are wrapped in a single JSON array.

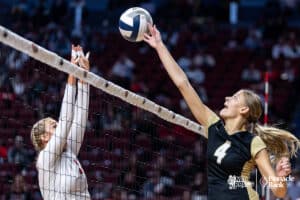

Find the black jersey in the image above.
[{"left": 207, "top": 120, "right": 266, "bottom": 200}]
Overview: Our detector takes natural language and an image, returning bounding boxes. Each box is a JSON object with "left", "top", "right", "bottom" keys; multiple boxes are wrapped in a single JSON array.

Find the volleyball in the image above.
[{"left": 119, "top": 7, "right": 153, "bottom": 42}]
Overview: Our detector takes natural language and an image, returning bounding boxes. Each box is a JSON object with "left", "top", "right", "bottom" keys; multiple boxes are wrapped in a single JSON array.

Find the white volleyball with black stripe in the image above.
[{"left": 119, "top": 7, "right": 153, "bottom": 42}]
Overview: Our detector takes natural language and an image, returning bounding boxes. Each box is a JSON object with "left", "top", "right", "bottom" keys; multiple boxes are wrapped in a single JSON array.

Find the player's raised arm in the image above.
[
  {"left": 144, "top": 25, "right": 218, "bottom": 137},
  {"left": 67, "top": 46, "right": 90, "bottom": 155},
  {"left": 37, "top": 46, "right": 77, "bottom": 169}
]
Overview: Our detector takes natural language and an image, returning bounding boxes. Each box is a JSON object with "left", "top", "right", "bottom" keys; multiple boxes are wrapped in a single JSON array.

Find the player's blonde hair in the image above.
[
  {"left": 31, "top": 117, "right": 55, "bottom": 151},
  {"left": 241, "top": 89, "right": 300, "bottom": 159}
]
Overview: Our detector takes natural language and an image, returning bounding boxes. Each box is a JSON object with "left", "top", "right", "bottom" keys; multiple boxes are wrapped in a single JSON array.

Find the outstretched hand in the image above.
[
  {"left": 143, "top": 24, "right": 163, "bottom": 49},
  {"left": 68, "top": 45, "right": 79, "bottom": 85},
  {"left": 73, "top": 45, "right": 90, "bottom": 84},
  {"left": 75, "top": 45, "right": 90, "bottom": 71},
  {"left": 276, "top": 157, "right": 291, "bottom": 177},
  {"left": 71, "top": 44, "right": 79, "bottom": 64}
]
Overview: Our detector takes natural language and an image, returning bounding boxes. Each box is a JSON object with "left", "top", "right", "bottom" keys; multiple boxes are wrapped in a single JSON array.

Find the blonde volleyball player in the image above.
[
  {"left": 31, "top": 45, "right": 90, "bottom": 199},
  {"left": 144, "top": 25, "right": 300, "bottom": 199}
]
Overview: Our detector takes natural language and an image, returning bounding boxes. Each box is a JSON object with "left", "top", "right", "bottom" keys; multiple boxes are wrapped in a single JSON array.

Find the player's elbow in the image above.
[
  {"left": 274, "top": 191, "right": 286, "bottom": 199},
  {"left": 272, "top": 187, "right": 287, "bottom": 198},
  {"left": 176, "top": 78, "right": 189, "bottom": 90}
]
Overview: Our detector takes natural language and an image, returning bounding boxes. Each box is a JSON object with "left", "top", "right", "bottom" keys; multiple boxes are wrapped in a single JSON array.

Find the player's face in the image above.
[
  {"left": 220, "top": 91, "right": 248, "bottom": 119},
  {"left": 42, "top": 120, "right": 57, "bottom": 144}
]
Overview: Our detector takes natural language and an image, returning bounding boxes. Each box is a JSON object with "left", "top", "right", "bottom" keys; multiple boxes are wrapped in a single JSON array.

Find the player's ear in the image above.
[{"left": 240, "top": 106, "right": 249, "bottom": 115}]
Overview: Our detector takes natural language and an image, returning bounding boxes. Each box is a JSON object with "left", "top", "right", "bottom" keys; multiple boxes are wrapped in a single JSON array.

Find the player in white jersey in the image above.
[{"left": 30, "top": 45, "right": 91, "bottom": 200}]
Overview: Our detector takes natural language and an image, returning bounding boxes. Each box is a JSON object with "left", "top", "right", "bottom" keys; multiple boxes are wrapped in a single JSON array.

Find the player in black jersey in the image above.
[{"left": 143, "top": 24, "right": 300, "bottom": 200}]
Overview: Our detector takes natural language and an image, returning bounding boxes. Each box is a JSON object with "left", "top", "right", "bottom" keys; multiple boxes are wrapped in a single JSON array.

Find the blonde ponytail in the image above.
[
  {"left": 254, "top": 123, "right": 300, "bottom": 159},
  {"left": 241, "top": 89, "right": 300, "bottom": 160}
]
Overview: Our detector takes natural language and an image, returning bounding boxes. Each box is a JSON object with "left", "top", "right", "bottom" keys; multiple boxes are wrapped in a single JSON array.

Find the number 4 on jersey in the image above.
[{"left": 214, "top": 141, "right": 231, "bottom": 164}]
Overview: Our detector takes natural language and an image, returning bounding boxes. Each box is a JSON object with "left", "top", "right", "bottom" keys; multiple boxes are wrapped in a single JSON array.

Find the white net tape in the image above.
[{"left": 0, "top": 25, "right": 204, "bottom": 136}]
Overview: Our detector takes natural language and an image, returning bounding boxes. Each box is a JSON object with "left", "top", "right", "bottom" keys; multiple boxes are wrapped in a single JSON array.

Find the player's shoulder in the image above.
[
  {"left": 208, "top": 118, "right": 222, "bottom": 130},
  {"left": 36, "top": 150, "right": 53, "bottom": 169},
  {"left": 235, "top": 134, "right": 266, "bottom": 158},
  {"left": 250, "top": 136, "right": 266, "bottom": 158},
  {"left": 242, "top": 132, "right": 265, "bottom": 147},
  {"left": 207, "top": 114, "right": 221, "bottom": 128},
  {"left": 207, "top": 119, "right": 224, "bottom": 139}
]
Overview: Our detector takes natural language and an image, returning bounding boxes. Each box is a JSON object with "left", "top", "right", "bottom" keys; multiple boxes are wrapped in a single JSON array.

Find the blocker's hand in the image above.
[
  {"left": 276, "top": 157, "right": 291, "bottom": 177},
  {"left": 143, "top": 24, "right": 163, "bottom": 49},
  {"left": 75, "top": 45, "right": 90, "bottom": 71},
  {"left": 68, "top": 44, "right": 78, "bottom": 85},
  {"left": 71, "top": 44, "right": 78, "bottom": 64}
]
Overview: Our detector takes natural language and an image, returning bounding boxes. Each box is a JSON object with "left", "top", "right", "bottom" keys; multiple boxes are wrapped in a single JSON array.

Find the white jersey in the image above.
[{"left": 37, "top": 83, "right": 90, "bottom": 200}]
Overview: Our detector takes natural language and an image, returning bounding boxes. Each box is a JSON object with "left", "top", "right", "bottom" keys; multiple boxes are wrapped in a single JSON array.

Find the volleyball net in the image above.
[{"left": 0, "top": 25, "right": 207, "bottom": 199}]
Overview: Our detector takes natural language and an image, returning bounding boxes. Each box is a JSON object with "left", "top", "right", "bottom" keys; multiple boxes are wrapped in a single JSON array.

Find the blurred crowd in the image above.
[{"left": 0, "top": 0, "right": 300, "bottom": 200}]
